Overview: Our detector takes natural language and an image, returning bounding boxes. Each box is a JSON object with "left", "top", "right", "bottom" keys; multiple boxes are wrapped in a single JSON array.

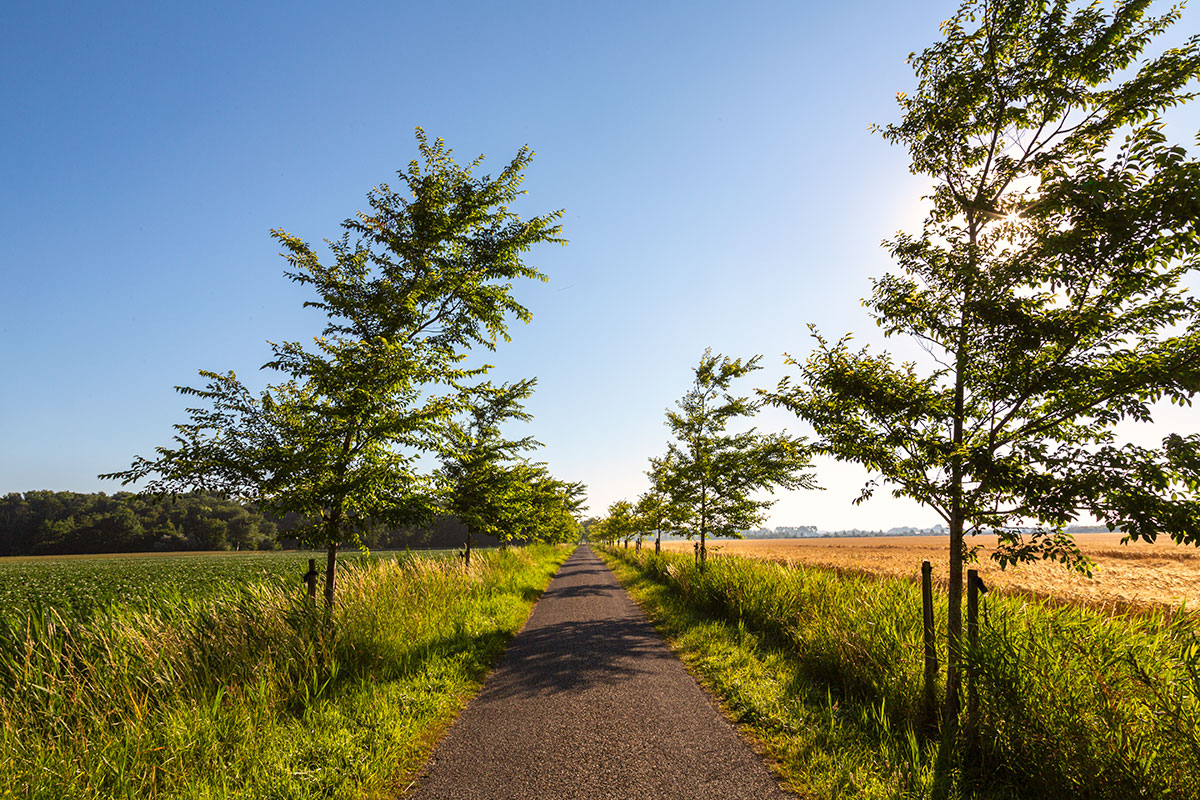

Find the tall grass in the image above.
[
  {"left": 0, "top": 545, "right": 569, "bottom": 799},
  {"left": 606, "top": 547, "right": 1200, "bottom": 799}
]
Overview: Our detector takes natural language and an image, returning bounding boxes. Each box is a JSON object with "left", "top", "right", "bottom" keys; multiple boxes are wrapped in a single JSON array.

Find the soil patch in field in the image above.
[{"left": 660, "top": 534, "right": 1199, "bottom": 610}]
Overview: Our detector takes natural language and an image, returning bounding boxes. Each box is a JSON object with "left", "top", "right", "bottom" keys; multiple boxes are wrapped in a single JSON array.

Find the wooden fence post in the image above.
[
  {"left": 922, "top": 560, "right": 938, "bottom": 725},
  {"left": 304, "top": 558, "right": 318, "bottom": 603},
  {"left": 966, "top": 569, "right": 985, "bottom": 761}
]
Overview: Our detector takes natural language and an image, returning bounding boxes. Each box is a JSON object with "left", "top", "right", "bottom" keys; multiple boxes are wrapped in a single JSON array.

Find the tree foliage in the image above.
[
  {"left": 103, "top": 130, "right": 564, "bottom": 604},
  {"left": 502, "top": 462, "right": 587, "bottom": 545},
  {"left": 636, "top": 454, "right": 686, "bottom": 553},
  {"left": 436, "top": 379, "right": 539, "bottom": 566},
  {"left": 592, "top": 499, "right": 638, "bottom": 547},
  {"left": 663, "top": 350, "right": 817, "bottom": 566},
  {"left": 768, "top": 0, "right": 1200, "bottom": 761},
  {"left": 435, "top": 379, "right": 584, "bottom": 563}
]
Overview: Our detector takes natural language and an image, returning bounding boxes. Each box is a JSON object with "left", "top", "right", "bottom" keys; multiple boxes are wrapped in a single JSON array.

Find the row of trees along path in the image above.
[
  {"left": 600, "top": 2, "right": 1200, "bottom": 794},
  {"left": 410, "top": 545, "right": 794, "bottom": 799}
]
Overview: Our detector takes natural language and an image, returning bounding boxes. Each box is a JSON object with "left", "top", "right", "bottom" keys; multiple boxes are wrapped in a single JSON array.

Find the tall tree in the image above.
[
  {"left": 664, "top": 350, "right": 817, "bottom": 567},
  {"left": 103, "top": 130, "right": 564, "bottom": 605},
  {"left": 768, "top": 0, "right": 1200, "bottom": 770}
]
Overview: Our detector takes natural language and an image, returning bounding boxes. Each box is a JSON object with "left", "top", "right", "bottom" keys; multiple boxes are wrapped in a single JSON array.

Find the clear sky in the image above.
[{"left": 3, "top": 0, "right": 1198, "bottom": 530}]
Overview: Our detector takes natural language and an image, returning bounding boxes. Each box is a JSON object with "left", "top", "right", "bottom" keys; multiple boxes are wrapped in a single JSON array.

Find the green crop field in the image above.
[
  {"left": 0, "top": 549, "right": 458, "bottom": 618},
  {"left": 0, "top": 544, "right": 568, "bottom": 797}
]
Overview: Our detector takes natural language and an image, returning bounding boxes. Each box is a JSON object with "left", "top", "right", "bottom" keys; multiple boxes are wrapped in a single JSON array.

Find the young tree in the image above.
[
  {"left": 436, "top": 379, "right": 586, "bottom": 560},
  {"left": 600, "top": 499, "right": 638, "bottom": 549},
  {"left": 768, "top": 0, "right": 1200, "bottom": 762},
  {"left": 586, "top": 516, "right": 610, "bottom": 546},
  {"left": 436, "top": 379, "right": 540, "bottom": 566},
  {"left": 637, "top": 454, "right": 683, "bottom": 554},
  {"left": 502, "top": 463, "right": 587, "bottom": 545},
  {"left": 664, "top": 350, "right": 818, "bottom": 567},
  {"left": 103, "top": 130, "right": 564, "bottom": 605}
]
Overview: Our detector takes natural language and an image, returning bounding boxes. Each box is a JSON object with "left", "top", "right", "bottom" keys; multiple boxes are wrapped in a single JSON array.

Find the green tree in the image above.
[
  {"left": 637, "top": 454, "right": 684, "bottom": 554},
  {"left": 664, "top": 350, "right": 817, "bottom": 567},
  {"left": 768, "top": 0, "right": 1200, "bottom": 776},
  {"left": 436, "top": 379, "right": 540, "bottom": 566},
  {"left": 103, "top": 130, "right": 564, "bottom": 605},
  {"left": 435, "top": 379, "right": 585, "bottom": 559},
  {"left": 501, "top": 462, "right": 586, "bottom": 545},
  {"left": 578, "top": 516, "right": 601, "bottom": 543},
  {"left": 585, "top": 516, "right": 607, "bottom": 545},
  {"left": 597, "top": 499, "right": 637, "bottom": 548}
]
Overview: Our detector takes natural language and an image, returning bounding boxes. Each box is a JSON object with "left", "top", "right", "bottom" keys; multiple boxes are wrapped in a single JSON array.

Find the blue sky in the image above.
[{"left": 3, "top": 0, "right": 1198, "bottom": 530}]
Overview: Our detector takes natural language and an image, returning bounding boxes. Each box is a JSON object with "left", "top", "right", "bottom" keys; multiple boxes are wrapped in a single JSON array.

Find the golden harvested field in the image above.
[{"left": 660, "top": 534, "right": 1200, "bottom": 610}]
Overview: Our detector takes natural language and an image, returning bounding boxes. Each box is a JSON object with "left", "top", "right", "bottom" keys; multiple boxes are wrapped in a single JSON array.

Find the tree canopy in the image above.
[
  {"left": 436, "top": 379, "right": 584, "bottom": 563},
  {"left": 664, "top": 350, "right": 817, "bottom": 566},
  {"left": 767, "top": 0, "right": 1200, "bottom": 772},
  {"left": 0, "top": 491, "right": 280, "bottom": 556},
  {"left": 592, "top": 499, "right": 638, "bottom": 547},
  {"left": 103, "top": 130, "right": 564, "bottom": 603}
]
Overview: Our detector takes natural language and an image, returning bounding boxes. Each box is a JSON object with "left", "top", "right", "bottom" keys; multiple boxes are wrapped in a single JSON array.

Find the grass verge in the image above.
[
  {"left": 0, "top": 544, "right": 571, "bottom": 799},
  {"left": 600, "top": 546, "right": 1200, "bottom": 800}
]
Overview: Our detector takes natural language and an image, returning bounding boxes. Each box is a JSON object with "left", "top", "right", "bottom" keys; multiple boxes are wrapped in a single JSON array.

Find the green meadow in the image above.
[{"left": 0, "top": 544, "right": 570, "bottom": 799}]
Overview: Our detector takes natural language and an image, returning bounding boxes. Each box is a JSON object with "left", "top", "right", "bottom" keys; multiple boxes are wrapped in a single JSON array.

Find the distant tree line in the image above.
[
  {"left": 0, "top": 491, "right": 568, "bottom": 557},
  {"left": 0, "top": 491, "right": 281, "bottom": 556}
]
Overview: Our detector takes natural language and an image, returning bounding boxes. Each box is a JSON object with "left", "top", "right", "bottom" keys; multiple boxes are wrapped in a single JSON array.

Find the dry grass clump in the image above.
[{"left": 660, "top": 534, "right": 1200, "bottom": 610}]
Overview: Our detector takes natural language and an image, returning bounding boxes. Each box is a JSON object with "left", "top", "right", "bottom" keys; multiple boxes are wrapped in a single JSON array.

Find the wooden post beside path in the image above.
[
  {"left": 303, "top": 558, "right": 319, "bottom": 603},
  {"left": 966, "top": 569, "right": 986, "bottom": 759},
  {"left": 921, "top": 560, "right": 938, "bottom": 726}
]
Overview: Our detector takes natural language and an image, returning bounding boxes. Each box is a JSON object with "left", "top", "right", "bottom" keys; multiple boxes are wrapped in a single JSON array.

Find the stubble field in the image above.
[{"left": 660, "top": 534, "right": 1200, "bottom": 610}]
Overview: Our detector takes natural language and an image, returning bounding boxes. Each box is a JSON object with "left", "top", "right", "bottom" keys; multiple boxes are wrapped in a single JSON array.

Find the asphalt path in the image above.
[{"left": 410, "top": 544, "right": 794, "bottom": 799}]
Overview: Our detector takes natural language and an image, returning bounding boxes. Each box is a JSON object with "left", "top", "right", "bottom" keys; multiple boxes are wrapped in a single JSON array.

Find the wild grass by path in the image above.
[
  {"left": 0, "top": 544, "right": 570, "bottom": 799},
  {"left": 601, "top": 547, "right": 1200, "bottom": 800}
]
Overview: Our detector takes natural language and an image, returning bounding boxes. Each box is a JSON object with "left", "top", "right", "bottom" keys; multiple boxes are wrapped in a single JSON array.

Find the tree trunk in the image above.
[
  {"left": 465, "top": 530, "right": 473, "bottom": 568},
  {"left": 933, "top": 221, "right": 977, "bottom": 800},
  {"left": 324, "top": 539, "right": 338, "bottom": 608},
  {"left": 945, "top": 509, "right": 964, "bottom": 725}
]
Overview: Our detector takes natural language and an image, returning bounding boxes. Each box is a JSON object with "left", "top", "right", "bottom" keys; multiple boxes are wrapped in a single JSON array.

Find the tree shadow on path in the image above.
[{"left": 480, "top": 614, "right": 675, "bottom": 700}]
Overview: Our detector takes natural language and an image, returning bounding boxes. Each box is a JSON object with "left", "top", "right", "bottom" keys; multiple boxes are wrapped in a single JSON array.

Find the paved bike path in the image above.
[{"left": 410, "top": 544, "right": 793, "bottom": 799}]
